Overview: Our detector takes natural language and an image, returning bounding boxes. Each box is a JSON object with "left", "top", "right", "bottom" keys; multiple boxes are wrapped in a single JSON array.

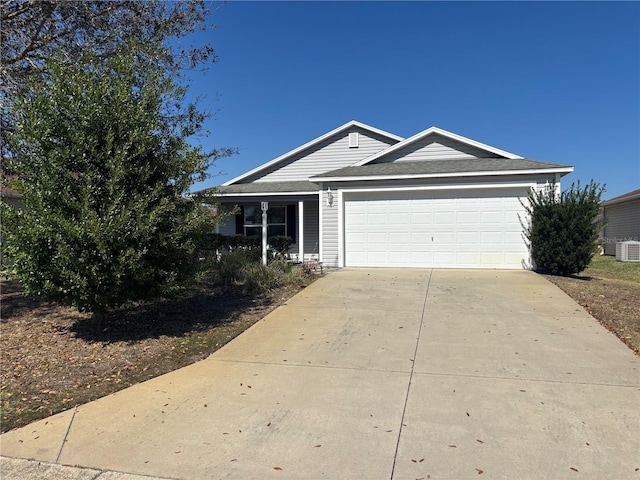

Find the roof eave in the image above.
[
  {"left": 312, "top": 167, "right": 574, "bottom": 183},
  {"left": 601, "top": 191, "right": 640, "bottom": 207},
  {"left": 212, "top": 191, "right": 320, "bottom": 198}
]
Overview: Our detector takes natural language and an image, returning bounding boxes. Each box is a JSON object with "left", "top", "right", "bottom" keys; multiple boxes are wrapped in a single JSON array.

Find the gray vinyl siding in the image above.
[
  {"left": 602, "top": 199, "right": 640, "bottom": 255},
  {"left": 321, "top": 189, "right": 339, "bottom": 267},
  {"left": 289, "top": 200, "right": 320, "bottom": 261},
  {"left": 371, "top": 133, "right": 498, "bottom": 163},
  {"left": 302, "top": 200, "right": 320, "bottom": 260},
  {"left": 244, "top": 127, "right": 398, "bottom": 183}
]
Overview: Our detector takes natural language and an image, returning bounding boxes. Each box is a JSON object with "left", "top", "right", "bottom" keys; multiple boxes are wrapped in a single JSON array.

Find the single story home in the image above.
[
  {"left": 203, "top": 121, "right": 573, "bottom": 269},
  {"left": 600, "top": 189, "right": 640, "bottom": 256}
]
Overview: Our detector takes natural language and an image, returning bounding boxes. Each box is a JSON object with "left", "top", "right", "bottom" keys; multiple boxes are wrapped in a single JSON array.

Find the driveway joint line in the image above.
[
  {"left": 390, "top": 269, "right": 433, "bottom": 480},
  {"left": 55, "top": 406, "right": 78, "bottom": 463}
]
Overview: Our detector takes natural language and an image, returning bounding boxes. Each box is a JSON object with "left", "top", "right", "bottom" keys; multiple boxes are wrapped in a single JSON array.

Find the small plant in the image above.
[
  {"left": 214, "top": 251, "right": 253, "bottom": 286},
  {"left": 268, "top": 236, "right": 293, "bottom": 258}
]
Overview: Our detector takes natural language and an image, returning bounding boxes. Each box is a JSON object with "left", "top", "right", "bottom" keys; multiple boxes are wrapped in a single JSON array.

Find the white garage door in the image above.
[{"left": 344, "top": 189, "right": 530, "bottom": 269}]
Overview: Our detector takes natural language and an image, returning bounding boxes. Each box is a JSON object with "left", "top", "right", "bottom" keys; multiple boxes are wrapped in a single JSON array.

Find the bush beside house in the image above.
[{"left": 523, "top": 181, "right": 605, "bottom": 276}]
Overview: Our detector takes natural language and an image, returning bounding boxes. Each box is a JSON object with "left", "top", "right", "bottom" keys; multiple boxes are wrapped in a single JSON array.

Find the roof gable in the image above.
[
  {"left": 355, "top": 127, "right": 523, "bottom": 166},
  {"left": 223, "top": 120, "right": 403, "bottom": 186}
]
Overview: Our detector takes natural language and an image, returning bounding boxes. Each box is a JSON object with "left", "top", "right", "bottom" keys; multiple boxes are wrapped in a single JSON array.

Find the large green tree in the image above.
[
  {"left": 1, "top": 45, "right": 225, "bottom": 316},
  {"left": 1, "top": 0, "right": 216, "bottom": 159},
  {"left": 523, "top": 180, "right": 605, "bottom": 275}
]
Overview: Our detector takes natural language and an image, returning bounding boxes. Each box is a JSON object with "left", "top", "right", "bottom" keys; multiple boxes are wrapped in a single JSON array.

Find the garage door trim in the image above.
[{"left": 337, "top": 182, "right": 535, "bottom": 268}]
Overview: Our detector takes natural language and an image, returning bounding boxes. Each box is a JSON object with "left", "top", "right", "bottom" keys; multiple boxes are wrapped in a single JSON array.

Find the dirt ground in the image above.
[{"left": 0, "top": 278, "right": 314, "bottom": 433}]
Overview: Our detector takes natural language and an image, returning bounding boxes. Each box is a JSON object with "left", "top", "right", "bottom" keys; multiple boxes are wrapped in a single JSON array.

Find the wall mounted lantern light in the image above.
[{"left": 327, "top": 188, "right": 334, "bottom": 207}]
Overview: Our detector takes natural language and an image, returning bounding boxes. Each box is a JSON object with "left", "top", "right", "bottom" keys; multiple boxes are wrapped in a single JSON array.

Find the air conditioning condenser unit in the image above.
[{"left": 616, "top": 241, "right": 640, "bottom": 262}]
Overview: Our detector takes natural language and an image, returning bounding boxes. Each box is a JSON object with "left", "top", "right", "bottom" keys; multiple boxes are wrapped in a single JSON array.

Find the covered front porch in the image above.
[{"left": 211, "top": 182, "right": 320, "bottom": 262}]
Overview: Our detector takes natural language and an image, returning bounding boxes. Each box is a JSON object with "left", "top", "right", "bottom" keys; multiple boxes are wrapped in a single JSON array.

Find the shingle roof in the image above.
[
  {"left": 601, "top": 188, "right": 640, "bottom": 206},
  {"left": 311, "top": 158, "right": 573, "bottom": 180},
  {"left": 208, "top": 181, "right": 320, "bottom": 195}
]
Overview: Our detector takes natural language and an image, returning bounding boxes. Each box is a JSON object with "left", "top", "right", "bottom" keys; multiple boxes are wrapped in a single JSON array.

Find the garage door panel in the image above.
[
  {"left": 505, "top": 231, "right": 524, "bottom": 244},
  {"left": 456, "top": 252, "right": 480, "bottom": 264},
  {"left": 367, "top": 213, "right": 387, "bottom": 225},
  {"left": 433, "top": 252, "right": 455, "bottom": 267},
  {"left": 434, "top": 231, "right": 456, "bottom": 243},
  {"left": 389, "top": 232, "right": 409, "bottom": 245},
  {"left": 389, "top": 212, "right": 409, "bottom": 224},
  {"left": 481, "top": 231, "right": 503, "bottom": 244},
  {"left": 457, "top": 212, "right": 480, "bottom": 224},
  {"left": 344, "top": 189, "right": 529, "bottom": 269},
  {"left": 367, "top": 232, "right": 387, "bottom": 244},
  {"left": 434, "top": 212, "right": 454, "bottom": 224},
  {"left": 389, "top": 251, "right": 410, "bottom": 263},
  {"left": 482, "top": 211, "right": 504, "bottom": 224},
  {"left": 456, "top": 231, "right": 479, "bottom": 244},
  {"left": 481, "top": 252, "right": 504, "bottom": 263}
]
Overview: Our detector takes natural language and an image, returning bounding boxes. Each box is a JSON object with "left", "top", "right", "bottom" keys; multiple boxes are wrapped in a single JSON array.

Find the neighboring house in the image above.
[
  {"left": 203, "top": 121, "right": 573, "bottom": 269},
  {"left": 600, "top": 189, "right": 640, "bottom": 256},
  {"left": 0, "top": 184, "right": 22, "bottom": 210}
]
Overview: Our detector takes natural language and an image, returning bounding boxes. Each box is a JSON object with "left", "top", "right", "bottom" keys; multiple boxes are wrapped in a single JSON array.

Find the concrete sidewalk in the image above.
[{"left": 1, "top": 269, "right": 638, "bottom": 479}]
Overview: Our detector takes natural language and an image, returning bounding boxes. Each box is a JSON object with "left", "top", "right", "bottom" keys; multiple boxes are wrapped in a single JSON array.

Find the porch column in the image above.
[{"left": 298, "top": 200, "right": 304, "bottom": 262}]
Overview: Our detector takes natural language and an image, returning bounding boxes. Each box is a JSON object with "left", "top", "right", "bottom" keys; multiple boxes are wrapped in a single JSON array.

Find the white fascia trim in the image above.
[
  {"left": 222, "top": 120, "right": 403, "bottom": 186},
  {"left": 601, "top": 192, "right": 640, "bottom": 207},
  {"left": 316, "top": 167, "right": 574, "bottom": 183},
  {"left": 354, "top": 126, "right": 524, "bottom": 166},
  {"left": 339, "top": 181, "right": 537, "bottom": 194},
  {"left": 213, "top": 191, "right": 319, "bottom": 197}
]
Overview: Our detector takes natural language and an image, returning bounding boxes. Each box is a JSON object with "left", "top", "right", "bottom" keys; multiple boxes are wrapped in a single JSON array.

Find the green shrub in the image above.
[
  {"left": 212, "top": 253, "right": 305, "bottom": 294},
  {"left": 523, "top": 180, "right": 605, "bottom": 276},
  {"left": 268, "top": 236, "right": 293, "bottom": 258},
  {"left": 214, "top": 250, "right": 253, "bottom": 286}
]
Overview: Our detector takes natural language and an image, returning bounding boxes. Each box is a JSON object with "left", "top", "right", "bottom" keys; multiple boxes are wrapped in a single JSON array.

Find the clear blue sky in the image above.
[{"left": 186, "top": 1, "right": 639, "bottom": 200}]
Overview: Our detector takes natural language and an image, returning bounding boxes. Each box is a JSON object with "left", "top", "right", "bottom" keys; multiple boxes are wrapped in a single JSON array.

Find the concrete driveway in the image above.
[{"left": 1, "top": 269, "right": 638, "bottom": 479}]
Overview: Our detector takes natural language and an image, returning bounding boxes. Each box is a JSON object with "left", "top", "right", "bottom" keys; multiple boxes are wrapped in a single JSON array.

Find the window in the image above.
[{"left": 243, "top": 205, "right": 287, "bottom": 238}]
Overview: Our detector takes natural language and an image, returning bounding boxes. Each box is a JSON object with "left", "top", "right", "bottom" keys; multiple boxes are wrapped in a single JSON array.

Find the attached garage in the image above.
[
  {"left": 343, "top": 188, "right": 530, "bottom": 269},
  {"left": 208, "top": 121, "right": 574, "bottom": 270}
]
